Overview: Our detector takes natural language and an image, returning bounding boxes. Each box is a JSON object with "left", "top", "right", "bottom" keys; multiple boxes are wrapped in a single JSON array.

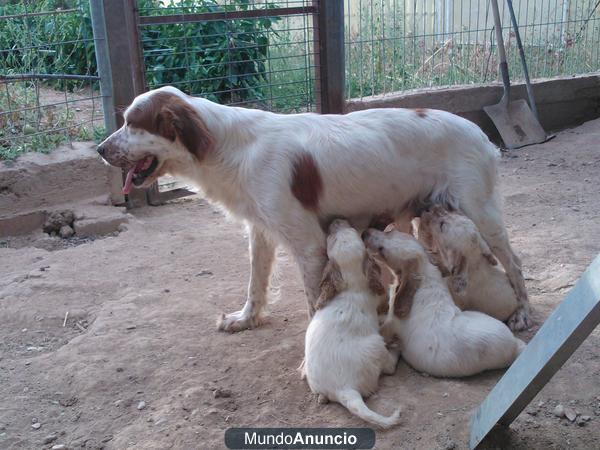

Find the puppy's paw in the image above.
[
  {"left": 507, "top": 306, "right": 532, "bottom": 331},
  {"left": 297, "top": 358, "right": 307, "bottom": 380},
  {"left": 317, "top": 394, "right": 329, "bottom": 404},
  {"left": 217, "top": 310, "right": 264, "bottom": 332}
]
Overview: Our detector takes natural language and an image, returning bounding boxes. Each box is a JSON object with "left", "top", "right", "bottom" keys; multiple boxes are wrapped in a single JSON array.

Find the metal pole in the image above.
[{"left": 90, "top": 0, "right": 117, "bottom": 134}]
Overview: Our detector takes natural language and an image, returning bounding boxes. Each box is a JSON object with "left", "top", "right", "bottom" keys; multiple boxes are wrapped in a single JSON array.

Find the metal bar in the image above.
[
  {"left": 0, "top": 8, "right": 78, "bottom": 21},
  {"left": 0, "top": 73, "right": 100, "bottom": 83},
  {"left": 90, "top": 0, "right": 117, "bottom": 134},
  {"left": 138, "top": 6, "right": 316, "bottom": 26},
  {"left": 313, "top": 0, "right": 345, "bottom": 113},
  {"left": 470, "top": 254, "right": 600, "bottom": 449}
]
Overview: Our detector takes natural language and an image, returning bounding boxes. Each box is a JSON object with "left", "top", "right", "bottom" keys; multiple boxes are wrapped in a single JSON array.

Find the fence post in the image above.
[
  {"left": 313, "top": 1, "right": 345, "bottom": 114},
  {"left": 91, "top": 0, "right": 152, "bottom": 207},
  {"left": 90, "top": 0, "right": 123, "bottom": 205}
]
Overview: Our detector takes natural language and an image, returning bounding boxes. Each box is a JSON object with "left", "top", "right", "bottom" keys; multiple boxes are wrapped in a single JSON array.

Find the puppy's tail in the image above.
[{"left": 337, "top": 389, "right": 401, "bottom": 429}]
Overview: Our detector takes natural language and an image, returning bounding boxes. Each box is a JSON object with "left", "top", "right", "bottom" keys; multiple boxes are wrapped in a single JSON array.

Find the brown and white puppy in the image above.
[
  {"left": 304, "top": 219, "right": 401, "bottom": 428},
  {"left": 363, "top": 228, "right": 525, "bottom": 378},
  {"left": 97, "top": 85, "right": 530, "bottom": 333},
  {"left": 419, "top": 205, "right": 519, "bottom": 321}
]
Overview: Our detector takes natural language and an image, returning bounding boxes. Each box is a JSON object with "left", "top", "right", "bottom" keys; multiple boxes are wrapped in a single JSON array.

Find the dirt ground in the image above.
[{"left": 1, "top": 118, "right": 599, "bottom": 450}]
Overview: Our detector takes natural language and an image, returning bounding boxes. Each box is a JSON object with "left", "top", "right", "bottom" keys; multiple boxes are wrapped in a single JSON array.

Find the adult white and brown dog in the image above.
[
  {"left": 97, "top": 86, "right": 530, "bottom": 331},
  {"left": 304, "top": 219, "right": 401, "bottom": 428},
  {"left": 363, "top": 228, "right": 525, "bottom": 378}
]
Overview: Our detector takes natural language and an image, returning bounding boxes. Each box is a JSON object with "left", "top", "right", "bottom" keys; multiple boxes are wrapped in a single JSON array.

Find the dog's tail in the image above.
[{"left": 337, "top": 389, "right": 401, "bottom": 429}]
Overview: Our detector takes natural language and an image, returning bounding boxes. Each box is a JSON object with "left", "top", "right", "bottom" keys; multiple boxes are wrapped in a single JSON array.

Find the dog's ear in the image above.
[
  {"left": 363, "top": 254, "right": 386, "bottom": 297},
  {"left": 392, "top": 258, "right": 420, "bottom": 318},
  {"left": 475, "top": 233, "right": 498, "bottom": 266},
  {"left": 315, "top": 259, "right": 344, "bottom": 310},
  {"left": 158, "top": 98, "right": 214, "bottom": 161},
  {"left": 426, "top": 250, "right": 450, "bottom": 277},
  {"left": 448, "top": 249, "right": 468, "bottom": 295}
]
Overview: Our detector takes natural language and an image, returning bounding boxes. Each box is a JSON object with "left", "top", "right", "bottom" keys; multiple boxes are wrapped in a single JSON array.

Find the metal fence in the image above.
[
  {"left": 2, "top": 0, "right": 600, "bottom": 164},
  {"left": 137, "top": 0, "right": 318, "bottom": 113},
  {"left": 0, "top": 0, "right": 103, "bottom": 161},
  {"left": 345, "top": 0, "right": 600, "bottom": 99}
]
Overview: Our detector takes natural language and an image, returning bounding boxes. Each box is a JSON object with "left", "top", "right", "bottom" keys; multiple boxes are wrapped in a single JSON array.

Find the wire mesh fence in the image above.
[
  {"left": 137, "top": 0, "right": 317, "bottom": 113},
  {"left": 345, "top": 0, "right": 600, "bottom": 99},
  {"left": 0, "top": 0, "right": 104, "bottom": 161}
]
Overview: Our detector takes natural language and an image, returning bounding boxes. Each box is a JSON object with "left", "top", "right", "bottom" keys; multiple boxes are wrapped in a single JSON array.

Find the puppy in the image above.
[
  {"left": 304, "top": 219, "right": 401, "bottom": 428},
  {"left": 363, "top": 229, "right": 525, "bottom": 378},
  {"left": 419, "top": 205, "right": 518, "bottom": 321}
]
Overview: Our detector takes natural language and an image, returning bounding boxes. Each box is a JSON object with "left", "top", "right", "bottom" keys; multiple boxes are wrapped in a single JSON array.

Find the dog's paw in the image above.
[
  {"left": 297, "top": 358, "right": 307, "bottom": 380},
  {"left": 217, "top": 310, "right": 263, "bottom": 332},
  {"left": 507, "top": 306, "right": 532, "bottom": 331},
  {"left": 317, "top": 394, "right": 329, "bottom": 404}
]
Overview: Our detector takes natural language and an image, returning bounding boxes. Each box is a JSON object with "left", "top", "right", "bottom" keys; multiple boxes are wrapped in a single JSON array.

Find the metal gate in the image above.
[{"left": 92, "top": 0, "right": 345, "bottom": 206}]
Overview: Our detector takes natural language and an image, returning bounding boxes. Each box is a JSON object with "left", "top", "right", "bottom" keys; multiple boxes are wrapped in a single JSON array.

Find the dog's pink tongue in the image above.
[
  {"left": 122, "top": 167, "right": 136, "bottom": 195},
  {"left": 122, "top": 159, "right": 147, "bottom": 195}
]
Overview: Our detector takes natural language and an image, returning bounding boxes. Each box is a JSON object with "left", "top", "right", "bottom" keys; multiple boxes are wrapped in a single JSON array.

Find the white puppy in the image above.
[
  {"left": 363, "top": 229, "right": 525, "bottom": 378},
  {"left": 418, "top": 205, "right": 518, "bottom": 321},
  {"left": 304, "top": 219, "right": 401, "bottom": 428}
]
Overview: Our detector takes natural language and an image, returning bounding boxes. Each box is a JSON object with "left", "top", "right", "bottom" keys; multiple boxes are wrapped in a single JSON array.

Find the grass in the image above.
[{"left": 0, "top": 83, "right": 105, "bottom": 161}]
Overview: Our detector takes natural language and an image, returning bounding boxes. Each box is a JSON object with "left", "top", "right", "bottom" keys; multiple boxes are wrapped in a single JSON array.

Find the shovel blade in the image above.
[{"left": 484, "top": 99, "right": 548, "bottom": 149}]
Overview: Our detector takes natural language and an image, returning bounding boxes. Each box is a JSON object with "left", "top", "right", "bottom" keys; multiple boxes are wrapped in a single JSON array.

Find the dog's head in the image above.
[
  {"left": 362, "top": 228, "right": 423, "bottom": 318},
  {"left": 420, "top": 205, "right": 496, "bottom": 294},
  {"left": 96, "top": 87, "right": 214, "bottom": 194},
  {"left": 316, "top": 219, "right": 385, "bottom": 310}
]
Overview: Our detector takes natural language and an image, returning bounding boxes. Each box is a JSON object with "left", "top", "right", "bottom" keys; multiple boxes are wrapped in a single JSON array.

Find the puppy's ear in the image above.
[
  {"left": 315, "top": 259, "right": 344, "bottom": 310},
  {"left": 392, "top": 259, "right": 420, "bottom": 318},
  {"left": 158, "top": 98, "right": 214, "bottom": 161},
  {"left": 448, "top": 250, "right": 468, "bottom": 295},
  {"left": 476, "top": 234, "right": 498, "bottom": 266},
  {"left": 426, "top": 250, "right": 450, "bottom": 277},
  {"left": 363, "top": 254, "right": 386, "bottom": 297}
]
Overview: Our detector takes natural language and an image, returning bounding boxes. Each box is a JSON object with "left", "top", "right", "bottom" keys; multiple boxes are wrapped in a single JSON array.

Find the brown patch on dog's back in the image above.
[
  {"left": 414, "top": 108, "right": 428, "bottom": 118},
  {"left": 291, "top": 152, "right": 323, "bottom": 211}
]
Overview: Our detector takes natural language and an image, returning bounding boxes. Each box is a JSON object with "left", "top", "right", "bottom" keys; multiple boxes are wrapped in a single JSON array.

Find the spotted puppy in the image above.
[
  {"left": 418, "top": 205, "right": 519, "bottom": 321},
  {"left": 304, "top": 219, "right": 401, "bottom": 428},
  {"left": 363, "top": 228, "right": 525, "bottom": 378}
]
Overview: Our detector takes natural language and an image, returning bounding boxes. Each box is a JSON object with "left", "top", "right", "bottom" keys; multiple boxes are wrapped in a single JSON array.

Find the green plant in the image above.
[{"left": 140, "top": 0, "right": 280, "bottom": 104}]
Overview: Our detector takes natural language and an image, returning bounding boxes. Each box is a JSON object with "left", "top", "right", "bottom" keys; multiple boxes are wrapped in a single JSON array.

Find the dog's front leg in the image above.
[
  {"left": 285, "top": 221, "right": 327, "bottom": 316},
  {"left": 218, "top": 225, "right": 275, "bottom": 332}
]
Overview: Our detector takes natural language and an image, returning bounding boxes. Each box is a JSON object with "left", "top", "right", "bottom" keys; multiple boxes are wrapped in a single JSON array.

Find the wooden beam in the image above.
[
  {"left": 138, "top": 6, "right": 316, "bottom": 26},
  {"left": 313, "top": 0, "right": 345, "bottom": 114},
  {"left": 470, "top": 254, "right": 600, "bottom": 449}
]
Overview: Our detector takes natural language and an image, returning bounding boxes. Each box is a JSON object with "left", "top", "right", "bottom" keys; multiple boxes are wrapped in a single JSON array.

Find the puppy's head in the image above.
[
  {"left": 96, "top": 87, "right": 214, "bottom": 194},
  {"left": 420, "top": 206, "right": 496, "bottom": 294},
  {"left": 316, "top": 219, "right": 384, "bottom": 309},
  {"left": 362, "top": 228, "right": 423, "bottom": 318}
]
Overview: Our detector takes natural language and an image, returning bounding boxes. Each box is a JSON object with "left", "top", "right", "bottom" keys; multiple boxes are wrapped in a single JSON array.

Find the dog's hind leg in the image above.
[{"left": 218, "top": 225, "right": 276, "bottom": 332}]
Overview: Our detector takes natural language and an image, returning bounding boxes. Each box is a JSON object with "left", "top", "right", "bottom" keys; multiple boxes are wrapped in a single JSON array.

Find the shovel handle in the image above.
[
  {"left": 506, "top": 0, "right": 539, "bottom": 119},
  {"left": 490, "top": 0, "right": 511, "bottom": 92}
]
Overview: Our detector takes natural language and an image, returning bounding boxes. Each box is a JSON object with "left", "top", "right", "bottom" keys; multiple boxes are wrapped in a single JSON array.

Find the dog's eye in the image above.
[
  {"left": 378, "top": 246, "right": 384, "bottom": 253},
  {"left": 439, "top": 221, "right": 446, "bottom": 231}
]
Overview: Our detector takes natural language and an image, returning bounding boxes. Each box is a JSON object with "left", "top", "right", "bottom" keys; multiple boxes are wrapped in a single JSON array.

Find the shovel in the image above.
[{"left": 484, "top": 0, "right": 549, "bottom": 149}]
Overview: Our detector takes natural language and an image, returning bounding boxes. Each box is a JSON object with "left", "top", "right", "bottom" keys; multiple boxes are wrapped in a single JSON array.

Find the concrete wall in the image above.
[
  {"left": 0, "top": 142, "right": 124, "bottom": 236},
  {"left": 345, "top": 74, "right": 600, "bottom": 142}
]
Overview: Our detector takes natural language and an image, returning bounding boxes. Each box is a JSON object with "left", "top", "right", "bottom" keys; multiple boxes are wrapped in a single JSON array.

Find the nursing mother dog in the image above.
[{"left": 97, "top": 85, "right": 530, "bottom": 332}]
